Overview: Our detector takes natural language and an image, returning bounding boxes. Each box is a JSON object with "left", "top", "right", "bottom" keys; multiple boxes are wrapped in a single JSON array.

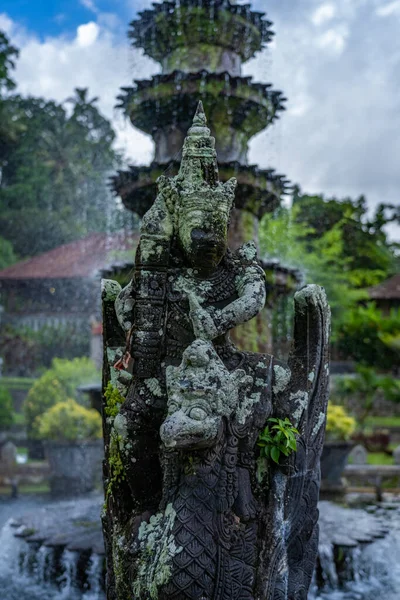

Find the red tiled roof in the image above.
[
  {"left": 0, "top": 232, "right": 138, "bottom": 280},
  {"left": 369, "top": 273, "right": 400, "bottom": 300}
]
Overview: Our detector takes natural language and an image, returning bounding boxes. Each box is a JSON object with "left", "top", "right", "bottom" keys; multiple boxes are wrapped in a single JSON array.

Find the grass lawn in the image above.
[
  {"left": 12, "top": 412, "right": 26, "bottom": 427},
  {"left": 367, "top": 452, "right": 394, "bottom": 465},
  {"left": 348, "top": 451, "right": 394, "bottom": 465},
  {"left": 364, "top": 416, "right": 400, "bottom": 428},
  {"left": 0, "top": 481, "right": 50, "bottom": 496},
  {"left": 0, "top": 377, "right": 36, "bottom": 390}
]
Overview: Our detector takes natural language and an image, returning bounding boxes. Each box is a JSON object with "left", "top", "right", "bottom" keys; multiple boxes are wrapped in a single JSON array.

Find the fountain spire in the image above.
[
  {"left": 112, "top": 0, "right": 298, "bottom": 354},
  {"left": 113, "top": 0, "right": 289, "bottom": 223}
]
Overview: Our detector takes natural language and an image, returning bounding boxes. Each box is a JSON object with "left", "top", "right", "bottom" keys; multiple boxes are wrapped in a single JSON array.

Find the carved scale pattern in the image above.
[{"left": 160, "top": 425, "right": 258, "bottom": 600}]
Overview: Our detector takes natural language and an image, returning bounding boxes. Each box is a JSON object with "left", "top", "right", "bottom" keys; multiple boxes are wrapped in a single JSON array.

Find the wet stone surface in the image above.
[{"left": 12, "top": 493, "right": 105, "bottom": 555}]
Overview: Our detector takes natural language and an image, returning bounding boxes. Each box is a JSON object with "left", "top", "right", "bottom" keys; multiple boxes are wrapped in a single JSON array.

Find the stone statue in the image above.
[{"left": 101, "top": 102, "right": 330, "bottom": 600}]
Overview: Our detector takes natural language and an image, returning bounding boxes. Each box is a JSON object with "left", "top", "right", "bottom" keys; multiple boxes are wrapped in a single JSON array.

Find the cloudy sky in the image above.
[{"left": 1, "top": 0, "right": 399, "bottom": 239}]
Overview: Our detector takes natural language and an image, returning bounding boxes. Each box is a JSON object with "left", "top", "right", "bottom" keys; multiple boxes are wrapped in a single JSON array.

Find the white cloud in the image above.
[
  {"left": 245, "top": 0, "right": 400, "bottom": 240},
  {"left": 0, "top": 13, "right": 13, "bottom": 35},
  {"left": 316, "top": 27, "right": 348, "bottom": 54},
  {"left": 80, "top": 0, "right": 98, "bottom": 13},
  {"left": 312, "top": 3, "right": 336, "bottom": 26},
  {"left": 376, "top": 1, "right": 400, "bottom": 16},
  {"left": 4, "top": 15, "right": 155, "bottom": 163},
  {"left": 2, "top": 1, "right": 399, "bottom": 241},
  {"left": 97, "top": 12, "right": 122, "bottom": 30},
  {"left": 76, "top": 22, "right": 100, "bottom": 47}
]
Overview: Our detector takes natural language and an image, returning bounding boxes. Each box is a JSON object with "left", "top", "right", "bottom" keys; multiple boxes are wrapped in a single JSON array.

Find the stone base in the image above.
[{"left": 45, "top": 440, "right": 103, "bottom": 497}]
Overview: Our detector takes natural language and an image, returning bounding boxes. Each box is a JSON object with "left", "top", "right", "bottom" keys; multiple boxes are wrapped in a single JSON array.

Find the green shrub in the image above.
[
  {"left": 325, "top": 404, "right": 356, "bottom": 441},
  {"left": 336, "top": 303, "right": 400, "bottom": 370},
  {"left": 334, "top": 365, "right": 400, "bottom": 424},
  {"left": 23, "top": 357, "right": 99, "bottom": 439},
  {"left": 0, "top": 322, "right": 91, "bottom": 376},
  {"left": 37, "top": 398, "right": 102, "bottom": 442},
  {"left": 0, "top": 386, "right": 14, "bottom": 430}
]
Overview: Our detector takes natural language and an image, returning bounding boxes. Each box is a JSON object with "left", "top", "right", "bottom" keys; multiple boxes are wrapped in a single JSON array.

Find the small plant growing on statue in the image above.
[{"left": 257, "top": 417, "right": 299, "bottom": 464}]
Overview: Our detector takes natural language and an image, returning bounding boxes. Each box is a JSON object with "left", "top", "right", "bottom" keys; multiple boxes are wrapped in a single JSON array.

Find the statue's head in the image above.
[
  {"left": 160, "top": 340, "right": 251, "bottom": 450},
  {"left": 176, "top": 184, "right": 236, "bottom": 272},
  {"left": 155, "top": 102, "right": 236, "bottom": 273}
]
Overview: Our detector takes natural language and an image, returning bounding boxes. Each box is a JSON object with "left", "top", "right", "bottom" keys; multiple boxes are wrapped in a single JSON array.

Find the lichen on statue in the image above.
[
  {"left": 102, "top": 101, "right": 330, "bottom": 600},
  {"left": 115, "top": 101, "right": 267, "bottom": 370}
]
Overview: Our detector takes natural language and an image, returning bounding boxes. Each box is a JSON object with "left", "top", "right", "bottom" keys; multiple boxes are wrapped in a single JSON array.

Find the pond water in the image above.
[
  {"left": 0, "top": 519, "right": 104, "bottom": 600},
  {"left": 0, "top": 497, "right": 400, "bottom": 599},
  {"left": 0, "top": 495, "right": 104, "bottom": 600},
  {"left": 311, "top": 503, "right": 400, "bottom": 600}
]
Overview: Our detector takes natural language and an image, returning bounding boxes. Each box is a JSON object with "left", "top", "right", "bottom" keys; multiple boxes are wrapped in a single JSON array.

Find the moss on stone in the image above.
[
  {"left": 104, "top": 382, "right": 125, "bottom": 419},
  {"left": 133, "top": 504, "right": 182, "bottom": 599},
  {"left": 106, "top": 430, "right": 126, "bottom": 500},
  {"left": 143, "top": 7, "right": 264, "bottom": 62},
  {"left": 273, "top": 365, "right": 291, "bottom": 395},
  {"left": 164, "top": 43, "right": 236, "bottom": 73},
  {"left": 111, "top": 522, "right": 133, "bottom": 599},
  {"left": 101, "top": 278, "right": 122, "bottom": 302}
]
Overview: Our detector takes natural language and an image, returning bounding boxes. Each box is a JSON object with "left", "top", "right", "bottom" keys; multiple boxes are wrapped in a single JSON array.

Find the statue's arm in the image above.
[
  {"left": 115, "top": 279, "right": 135, "bottom": 333},
  {"left": 113, "top": 280, "right": 136, "bottom": 368},
  {"left": 189, "top": 263, "right": 266, "bottom": 340}
]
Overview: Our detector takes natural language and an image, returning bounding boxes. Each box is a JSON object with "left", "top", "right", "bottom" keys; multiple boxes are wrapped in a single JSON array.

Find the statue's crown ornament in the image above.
[{"left": 158, "top": 102, "right": 237, "bottom": 218}]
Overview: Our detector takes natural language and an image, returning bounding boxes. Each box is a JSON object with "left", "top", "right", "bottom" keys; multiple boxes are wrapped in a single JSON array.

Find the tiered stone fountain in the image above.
[{"left": 112, "top": 0, "right": 299, "bottom": 352}]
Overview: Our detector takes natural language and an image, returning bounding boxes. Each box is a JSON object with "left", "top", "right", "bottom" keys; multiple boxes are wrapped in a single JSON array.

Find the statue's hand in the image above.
[{"left": 188, "top": 293, "right": 218, "bottom": 340}]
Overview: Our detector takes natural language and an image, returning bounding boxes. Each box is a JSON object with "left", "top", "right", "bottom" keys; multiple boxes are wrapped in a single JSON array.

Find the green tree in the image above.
[
  {"left": 260, "top": 191, "right": 399, "bottom": 368},
  {"left": 0, "top": 34, "right": 137, "bottom": 260},
  {"left": 336, "top": 303, "right": 400, "bottom": 370},
  {"left": 0, "top": 386, "right": 13, "bottom": 430},
  {"left": 0, "top": 235, "right": 17, "bottom": 269},
  {"left": 0, "top": 31, "right": 20, "bottom": 267},
  {"left": 0, "top": 90, "right": 128, "bottom": 257},
  {"left": 334, "top": 365, "right": 400, "bottom": 423},
  {"left": 23, "top": 357, "right": 99, "bottom": 439},
  {"left": 260, "top": 204, "right": 364, "bottom": 324},
  {"left": 0, "top": 30, "right": 20, "bottom": 167},
  {"left": 292, "top": 189, "right": 399, "bottom": 278}
]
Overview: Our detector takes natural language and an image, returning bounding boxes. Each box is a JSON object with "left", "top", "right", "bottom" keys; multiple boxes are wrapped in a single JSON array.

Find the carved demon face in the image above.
[
  {"left": 177, "top": 189, "right": 233, "bottom": 273},
  {"left": 178, "top": 208, "right": 228, "bottom": 273},
  {"left": 160, "top": 340, "right": 249, "bottom": 450}
]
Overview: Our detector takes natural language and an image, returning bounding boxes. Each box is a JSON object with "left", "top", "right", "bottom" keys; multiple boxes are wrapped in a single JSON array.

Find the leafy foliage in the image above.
[
  {"left": 0, "top": 322, "right": 91, "bottom": 376},
  {"left": 325, "top": 404, "right": 356, "bottom": 441},
  {"left": 0, "top": 31, "right": 20, "bottom": 267},
  {"left": 0, "top": 90, "right": 130, "bottom": 257},
  {"left": 334, "top": 365, "right": 400, "bottom": 424},
  {"left": 0, "top": 32, "right": 137, "bottom": 260},
  {"left": 0, "top": 31, "right": 18, "bottom": 94},
  {"left": 336, "top": 303, "right": 400, "bottom": 370},
  {"left": 0, "top": 235, "right": 17, "bottom": 269},
  {"left": 0, "top": 31, "right": 19, "bottom": 164},
  {"left": 260, "top": 190, "right": 399, "bottom": 367},
  {"left": 292, "top": 191, "right": 398, "bottom": 275},
  {"left": 260, "top": 204, "right": 366, "bottom": 327},
  {"left": 37, "top": 398, "right": 102, "bottom": 441},
  {"left": 0, "top": 386, "right": 13, "bottom": 430},
  {"left": 257, "top": 417, "right": 299, "bottom": 464},
  {"left": 23, "top": 357, "right": 99, "bottom": 439}
]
